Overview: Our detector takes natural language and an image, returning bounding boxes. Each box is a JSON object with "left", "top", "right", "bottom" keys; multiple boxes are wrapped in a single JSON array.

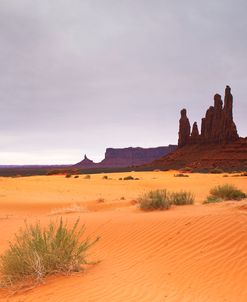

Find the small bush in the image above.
[
  {"left": 210, "top": 168, "right": 224, "bottom": 174},
  {"left": 118, "top": 178, "right": 122, "bottom": 180},
  {"left": 170, "top": 191, "right": 194, "bottom": 205},
  {"left": 97, "top": 198, "right": 104, "bottom": 203},
  {"left": 0, "top": 218, "right": 99, "bottom": 287},
  {"left": 174, "top": 173, "right": 189, "bottom": 178},
  {"left": 102, "top": 175, "right": 108, "bottom": 180},
  {"left": 65, "top": 174, "right": 72, "bottom": 178},
  {"left": 138, "top": 190, "right": 171, "bottom": 211},
  {"left": 123, "top": 176, "right": 134, "bottom": 180},
  {"left": 203, "top": 196, "right": 223, "bottom": 204},
  {"left": 74, "top": 175, "right": 79, "bottom": 179},
  {"left": 205, "top": 184, "right": 246, "bottom": 203},
  {"left": 84, "top": 175, "right": 91, "bottom": 179}
]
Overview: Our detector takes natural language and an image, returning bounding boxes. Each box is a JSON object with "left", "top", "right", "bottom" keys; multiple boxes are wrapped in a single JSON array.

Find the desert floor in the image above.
[{"left": 0, "top": 171, "right": 247, "bottom": 302}]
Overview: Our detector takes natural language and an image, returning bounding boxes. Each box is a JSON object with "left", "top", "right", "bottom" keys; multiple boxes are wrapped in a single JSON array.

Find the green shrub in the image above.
[
  {"left": 205, "top": 184, "right": 246, "bottom": 203},
  {"left": 0, "top": 218, "right": 99, "bottom": 287},
  {"left": 210, "top": 168, "right": 224, "bottom": 174},
  {"left": 170, "top": 191, "right": 194, "bottom": 205},
  {"left": 123, "top": 176, "right": 134, "bottom": 180},
  {"left": 138, "top": 190, "right": 171, "bottom": 211}
]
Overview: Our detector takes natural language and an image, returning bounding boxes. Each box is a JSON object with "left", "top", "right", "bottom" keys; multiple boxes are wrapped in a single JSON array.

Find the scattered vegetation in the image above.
[
  {"left": 102, "top": 175, "right": 108, "bottom": 180},
  {"left": 170, "top": 191, "right": 194, "bottom": 205},
  {"left": 204, "top": 184, "right": 246, "bottom": 203},
  {"left": 83, "top": 175, "right": 91, "bottom": 179},
  {"left": 74, "top": 175, "right": 79, "bottom": 179},
  {"left": 210, "top": 168, "right": 224, "bottom": 174},
  {"left": 138, "top": 190, "right": 171, "bottom": 211},
  {"left": 174, "top": 173, "right": 189, "bottom": 177},
  {"left": 123, "top": 176, "right": 134, "bottom": 180},
  {"left": 65, "top": 174, "right": 72, "bottom": 178},
  {"left": 0, "top": 218, "right": 99, "bottom": 288}
]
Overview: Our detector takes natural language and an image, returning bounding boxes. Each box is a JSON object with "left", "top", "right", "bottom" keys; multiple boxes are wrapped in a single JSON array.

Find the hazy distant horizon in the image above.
[{"left": 1, "top": 0, "right": 246, "bottom": 164}]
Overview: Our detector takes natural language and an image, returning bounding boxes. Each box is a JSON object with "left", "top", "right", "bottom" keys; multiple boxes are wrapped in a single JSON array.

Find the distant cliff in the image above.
[{"left": 74, "top": 145, "right": 177, "bottom": 168}]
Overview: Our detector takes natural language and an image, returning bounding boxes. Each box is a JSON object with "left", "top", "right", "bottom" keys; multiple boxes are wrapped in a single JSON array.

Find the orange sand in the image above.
[{"left": 0, "top": 171, "right": 247, "bottom": 301}]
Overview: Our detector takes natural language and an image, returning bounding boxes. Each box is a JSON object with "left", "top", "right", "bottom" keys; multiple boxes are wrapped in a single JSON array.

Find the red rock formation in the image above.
[
  {"left": 190, "top": 122, "right": 200, "bottom": 143},
  {"left": 178, "top": 109, "right": 191, "bottom": 147},
  {"left": 220, "top": 86, "right": 239, "bottom": 143},
  {"left": 148, "top": 85, "right": 245, "bottom": 170}
]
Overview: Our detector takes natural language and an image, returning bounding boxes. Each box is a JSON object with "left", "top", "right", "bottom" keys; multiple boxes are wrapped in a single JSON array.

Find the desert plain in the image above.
[{"left": 0, "top": 171, "right": 247, "bottom": 302}]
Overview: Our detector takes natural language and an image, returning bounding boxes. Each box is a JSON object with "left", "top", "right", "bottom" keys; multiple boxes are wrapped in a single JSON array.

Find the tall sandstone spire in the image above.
[
  {"left": 178, "top": 86, "right": 239, "bottom": 146},
  {"left": 178, "top": 109, "right": 191, "bottom": 147}
]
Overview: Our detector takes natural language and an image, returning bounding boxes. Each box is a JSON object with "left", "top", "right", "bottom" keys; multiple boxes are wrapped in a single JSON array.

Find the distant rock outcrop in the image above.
[
  {"left": 74, "top": 145, "right": 177, "bottom": 169},
  {"left": 182, "top": 85, "right": 239, "bottom": 146},
  {"left": 149, "top": 86, "right": 247, "bottom": 170},
  {"left": 76, "top": 154, "right": 95, "bottom": 168}
]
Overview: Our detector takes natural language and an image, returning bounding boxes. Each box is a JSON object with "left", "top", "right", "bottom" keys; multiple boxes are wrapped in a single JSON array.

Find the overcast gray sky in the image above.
[{"left": 0, "top": 0, "right": 246, "bottom": 164}]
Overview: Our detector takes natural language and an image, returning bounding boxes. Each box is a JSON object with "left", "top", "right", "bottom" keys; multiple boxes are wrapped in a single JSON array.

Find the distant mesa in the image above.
[
  {"left": 74, "top": 145, "right": 177, "bottom": 169},
  {"left": 150, "top": 86, "right": 247, "bottom": 170}
]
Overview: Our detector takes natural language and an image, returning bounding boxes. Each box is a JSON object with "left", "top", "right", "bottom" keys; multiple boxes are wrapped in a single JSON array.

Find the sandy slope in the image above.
[{"left": 0, "top": 171, "right": 247, "bottom": 302}]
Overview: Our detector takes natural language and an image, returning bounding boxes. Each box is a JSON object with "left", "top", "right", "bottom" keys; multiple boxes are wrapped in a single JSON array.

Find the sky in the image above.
[{"left": 0, "top": 0, "right": 246, "bottom": 164}]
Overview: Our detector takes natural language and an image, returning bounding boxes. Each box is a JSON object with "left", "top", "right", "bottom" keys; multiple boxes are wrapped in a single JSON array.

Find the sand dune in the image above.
[{"left": 0, "top": 171, "right": 247, "bottom": 301}]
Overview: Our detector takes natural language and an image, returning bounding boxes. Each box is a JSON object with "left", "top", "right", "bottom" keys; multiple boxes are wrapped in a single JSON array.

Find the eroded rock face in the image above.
[
  {"left": 179, "top": 86, "right": 239, "bottom": 146},
  {"left": 178, "top": 109, "right": 191, "bottom": 147}
]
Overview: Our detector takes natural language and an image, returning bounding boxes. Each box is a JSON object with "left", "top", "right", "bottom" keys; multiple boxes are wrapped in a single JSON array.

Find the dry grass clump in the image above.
[
  {"left": 102, "top": 175, "right": 108, "bottom": 180},
  {"left": 138, "top": 189, "right": 195, "bottom": 211},
  {"left": 138, "top": 190, "right": 171, "bottom": 211},
  {"left": 174, "top": 173, "right": 189, "bottom": 178},
  {"left": 204, "top": 184, "right": 246, "bottom": 204},
  {"left": 170, "top": 191, "right": 194, "bottom": 205},
  {"left": 83, "top": 175, "right": 91, "bottom": 179},
  {"left": 0, "top": 218, "right": 99, "bottom": 288}
]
